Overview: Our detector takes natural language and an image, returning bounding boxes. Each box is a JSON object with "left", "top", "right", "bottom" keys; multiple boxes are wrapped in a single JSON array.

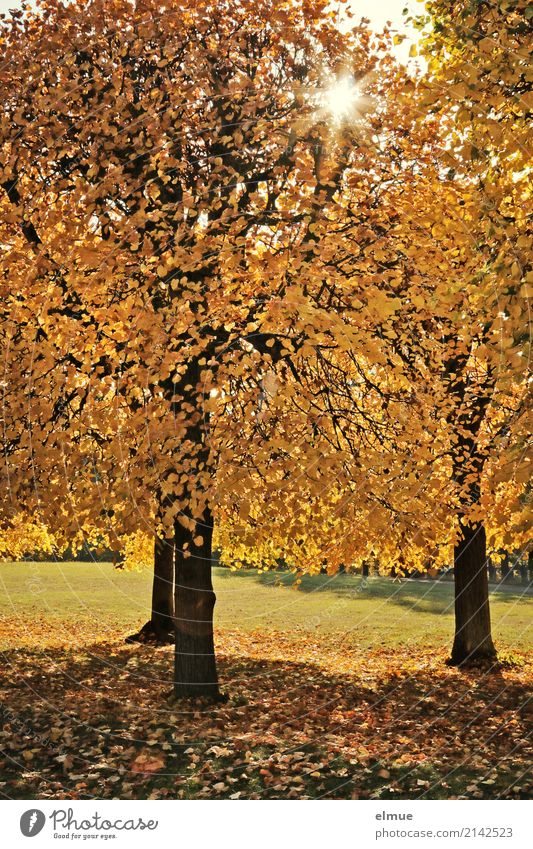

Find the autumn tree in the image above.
[
  {"left": 214, "top": 39, "right": 531, "bottom": 670},
  {"left": 409, "top": 0, "right": 531, "bottom": 664},
  {"left": 0, "top": 0, "right": 397, "bottom": 696},
  {"left": 2, "top": 0, "right": 528, "bottom": 690}
]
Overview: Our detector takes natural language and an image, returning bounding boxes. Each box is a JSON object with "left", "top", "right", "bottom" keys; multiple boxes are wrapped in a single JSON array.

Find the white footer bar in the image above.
[{"left": 3, "top": 799, "right": 531, "bottom": 848}]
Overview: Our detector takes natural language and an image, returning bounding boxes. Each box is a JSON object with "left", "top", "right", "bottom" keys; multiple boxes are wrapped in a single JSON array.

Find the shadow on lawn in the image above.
[
  {"left": 217, "top": 569, "right": 456, "bottom": 615},
  {"left": 1, "top": 638, "right": 531, "bottom": 800},
  {"left": 216, "top": 569, "right": 533, "bottom": 614}
]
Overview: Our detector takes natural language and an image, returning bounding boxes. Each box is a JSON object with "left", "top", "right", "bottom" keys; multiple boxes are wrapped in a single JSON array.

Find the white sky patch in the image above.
[
  {"left": 0, "top": 0, "right": 29, "bottom": 14},
  {"left": 338, "top": 0, "right": 425, "bottom": 66}
]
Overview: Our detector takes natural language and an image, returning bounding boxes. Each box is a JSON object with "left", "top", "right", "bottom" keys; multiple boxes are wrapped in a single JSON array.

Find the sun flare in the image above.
[{"left": 322, "top": 76, "right": 362, "bottom": 123}]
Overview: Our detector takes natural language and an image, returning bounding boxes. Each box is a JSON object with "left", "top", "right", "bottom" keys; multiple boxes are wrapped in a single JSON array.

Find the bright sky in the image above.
[
  {"left": 352, "top": 0, "right": 419, "bottom": 29},
  {"left": 343, "top": 0, "right": 423, "bottom": 63}
]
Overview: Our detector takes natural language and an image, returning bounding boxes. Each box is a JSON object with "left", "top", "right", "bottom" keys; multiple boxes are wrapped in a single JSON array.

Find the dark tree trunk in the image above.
[
  {"left": 519, "top": 562, "right": 528, "bottom": 586},
  {"left": 500, "top": 554, "right": 512, "bottom": 584},
  {"left": 488, "top": 558, "right": 497, "bottom": 582},
  {"left": 126, "top": 536, "right": 175, "bottom": 644},
  {"left": 443, "top": 348, "right": 496, "bottom": 667},
  {"left": 150, "top": 536, "right": 175, "bottom": 635},
  {"left": 449, "top": 521, "right": 497, "bottom": 666},
  {"left": 362, "top": 562, "right": 369, "bottom": 577},
  {"left": 528, "top": 550, "right": 533, "bottom": 584},
  {"left": 173, "top": 507, "right": 220, "bottom": 699}
]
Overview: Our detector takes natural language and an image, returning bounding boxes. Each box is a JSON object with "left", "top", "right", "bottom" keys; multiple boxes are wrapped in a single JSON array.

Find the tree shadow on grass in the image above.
[
  {"left": 0, "top": 638, "right": 531, "bottom": 800},
  {"left": 216, "top": 569, "right": 533, "bottom": 615}
]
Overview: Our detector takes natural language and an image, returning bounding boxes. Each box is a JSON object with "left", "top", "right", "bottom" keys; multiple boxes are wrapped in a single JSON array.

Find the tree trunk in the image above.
[
  {"left": 173, "top": 507, "right": 220, "bottom": 699},
  {"left": 150, "top": 536, "right": 175, "bottom": 635},
  {"left": 449, "top": 521, "right": 497, "bottom": 666},
  {"left": 126, "top": 536, "right": 175, "bottom": 644},
  {"left": 500, "top": 554, "right": 512, "bottom": 584},
  {"left": 488, "top": 558, "right": 497, "bottom": 582}
]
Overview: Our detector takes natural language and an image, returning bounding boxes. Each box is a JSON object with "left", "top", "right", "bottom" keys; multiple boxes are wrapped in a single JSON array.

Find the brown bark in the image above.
[
  {"left": 449, "top": 521, "right": 497, "bottom": 666},
  {"left": 126, "top": 536, "right": 174, "bottom": 644},
  {"left": 443, "top": 349, "right": 497, "bottom": 667},
  {"left": 173, "top": 507, "right": 220, "bottom": 699},
  {"left": 151, "top": 536, "right": 175, "bottom": 635},
  {"left": 500, "top": 554, "right": 513, "bottom": 584}
]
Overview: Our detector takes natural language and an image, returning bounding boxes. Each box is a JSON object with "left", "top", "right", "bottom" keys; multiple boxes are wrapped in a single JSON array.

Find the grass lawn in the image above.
[{"left": 0, "top": 562, "right": 531, "bottom": 800}]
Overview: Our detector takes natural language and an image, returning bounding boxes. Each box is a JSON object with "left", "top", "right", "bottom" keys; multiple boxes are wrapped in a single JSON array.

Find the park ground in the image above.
[{"left": 0, "top": 562, "right": 531, "bottom": 800}]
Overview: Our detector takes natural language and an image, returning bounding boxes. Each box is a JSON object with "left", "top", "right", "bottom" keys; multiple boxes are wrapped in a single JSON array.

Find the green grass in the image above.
[
  {"left": 0, "top": 562, "right": 531, "bottom": 800},
  {"left": 0, "top": 561, "right": 531, "bottom": 653}
]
